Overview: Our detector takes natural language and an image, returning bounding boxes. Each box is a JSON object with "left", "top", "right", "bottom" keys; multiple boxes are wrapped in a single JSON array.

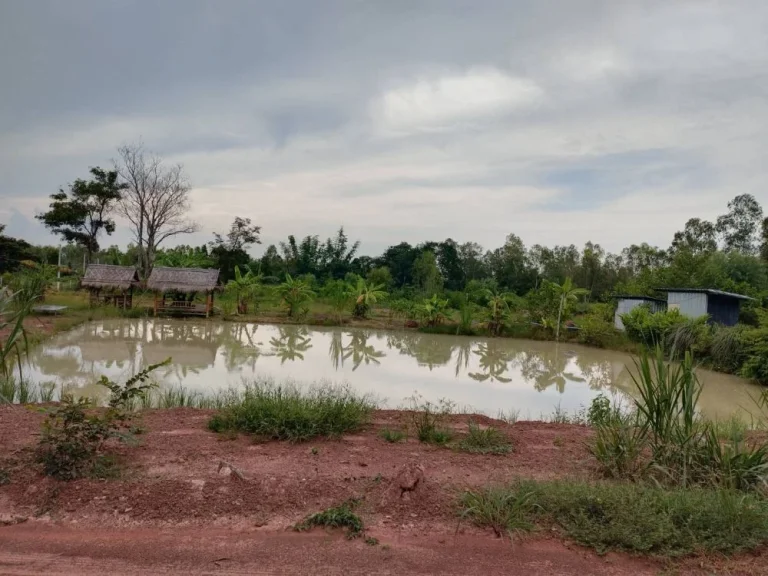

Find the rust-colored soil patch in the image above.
[{"left": 0, "top": 405, "right": 764, "bottom": 575}]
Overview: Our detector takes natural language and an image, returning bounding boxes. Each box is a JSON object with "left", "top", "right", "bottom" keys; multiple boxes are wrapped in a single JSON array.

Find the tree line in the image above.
[{"left": 2, "top": 141, "right": 768, "bottom": 303}]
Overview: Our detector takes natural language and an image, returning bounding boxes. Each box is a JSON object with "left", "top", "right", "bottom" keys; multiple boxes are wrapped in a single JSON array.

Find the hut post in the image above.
[{"left": 153, "top": 291, "right": 159, "bottom": 317}]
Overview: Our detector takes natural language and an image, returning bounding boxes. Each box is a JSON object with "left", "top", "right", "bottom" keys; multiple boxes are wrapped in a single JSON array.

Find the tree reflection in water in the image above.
[
  {"left": 269, "top": 326, "right": 313, "bottom": 364},
  {"left": 220, "top": 323, "right": 267, "bottom": 371},
  {"left": 342, "top": 330, "right": 385, "bottom": 371},
  {"left": 517, "top": 347, "right": 586, "bottom": 393},
  {"left": 468, "top": 342, "right": 516, "bottom": 383}
]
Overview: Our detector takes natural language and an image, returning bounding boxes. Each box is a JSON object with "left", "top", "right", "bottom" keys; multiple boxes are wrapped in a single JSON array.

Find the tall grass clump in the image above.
[
  {"left": 457, "top": 420, "right": 512, "bottom": 454},
  {"left": 709, "top": 324, "right": 748, "bottom": 373},
  {"left": 207, "top": 379, "right": 375, "bottom": 442},
  {"left": 590, "top": 346, "right": 768, "bottom": 490},
  {"left": 460, "top": 479, "right": 768, "bottom": 556},
  {"left": 295, "top": 499, "right": 365, "bottom": 539},
  {"left": 408, "top": 396, "right": 454, "bottom": 445}
]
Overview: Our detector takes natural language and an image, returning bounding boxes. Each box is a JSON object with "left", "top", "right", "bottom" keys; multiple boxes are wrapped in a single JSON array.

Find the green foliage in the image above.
[
  {"left": 35, "top": 167, "right": 125, "bottom": 260},
  {"left": 414, "top": 294, "right": 450, "bottom": 327},
  {"left": 0, "top": 290, "right": 32, "bottom": 389},
  {"left": 709, "top": 324, "right": 749, "bottom": 373},
  {"left": 740, "top": 326, "right": 768, "bottom": 383},
  {"left": 277, "top": 274, "right": 316, "bottom": 317},
  {"left": 461, "top": 480, "right": 768, "bottom": 556},
  {"left": 225, "top": 264, "right": 262, "bottom": 314},
  {"left": 366, "top": 266, "right": 392, "bottom": 289},
  {"left": 575, "top": 315, "right": 619, "bottom": 349},
  {"left": 37, "top": 359, "right": 168, "bottom": 480},
  {"left": 378, "top": 428, "right": 407, "bottom": 443},
  {"left": 482, "top": 289, "right": 517, "bottom": 336},
  {"left": 207, "top": 380, "right": 375, "bottom": 442},
  {"left": 350, "top": 277, "right": 388, "bottom": 318},
  {"left": 409, "top": 396, "right": 454, "bottom": 444},
  {"left": 295, "top": 500, "right": 364, "bottom": 539},
  {"left": 621, "top": 306, "right": 686, "bottom": 348},
  {"left": 457, "top": 420, "right": 512, "bottom": 454}
]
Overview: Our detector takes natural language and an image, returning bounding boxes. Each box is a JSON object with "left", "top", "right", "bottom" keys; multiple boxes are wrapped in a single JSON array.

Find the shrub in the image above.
[
  {"left": 457, "top": 420, "right": 512, "bottom": 454},
  {"left": 460, "top": 480, "right": 768, "bottom": 556},
  {"left": 576, "top": 315, "right": 619, "bottom": 349},
  {"left": 710, "top": 324, "right": 749, "bottom": 373},
  {"left": 295, "top": 500, "right": 364, "bottom": 539},
  {"left": 207, "top": 380, "right": 375, "bottom": 442},
  {"left": 621, "top": 306, "right": 686, "bottom": 349},
  {"left": 740, "top": 327, "right": 768, "bottom": 384},
  {"left": 37, "top": 360, "right": 167, "bottom": 480},
  {"left": 409, "top": 396, "right": 454, "bottom": 445}
]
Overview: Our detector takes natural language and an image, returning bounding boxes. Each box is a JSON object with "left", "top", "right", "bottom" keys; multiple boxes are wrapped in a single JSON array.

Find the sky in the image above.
[{"left": 1, "top": 0, "right": 767, "bottom": 257}]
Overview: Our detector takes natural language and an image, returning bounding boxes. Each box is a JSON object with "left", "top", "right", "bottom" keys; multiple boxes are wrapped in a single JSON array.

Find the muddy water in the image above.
[{"left": 24, "top": 318, "right": 766, "bottom": 418}]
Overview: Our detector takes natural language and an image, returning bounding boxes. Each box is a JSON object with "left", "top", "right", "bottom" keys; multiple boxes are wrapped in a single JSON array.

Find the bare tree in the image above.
[{"left": 114, "top": 142, "right": 198, "bottom": 278}]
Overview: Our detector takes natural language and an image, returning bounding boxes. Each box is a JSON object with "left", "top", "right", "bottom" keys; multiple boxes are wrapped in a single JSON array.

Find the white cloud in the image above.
[{"left": 371, "top": 68, "right": 543, "bottom": 135}]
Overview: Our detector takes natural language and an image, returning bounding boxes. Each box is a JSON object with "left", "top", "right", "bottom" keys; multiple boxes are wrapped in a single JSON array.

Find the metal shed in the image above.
[
  {"left": 613, "top": 295, "right": 667, "bottom": 330},
  {"left": 656, "top": 288, "right": 753, "bottom": 326}
]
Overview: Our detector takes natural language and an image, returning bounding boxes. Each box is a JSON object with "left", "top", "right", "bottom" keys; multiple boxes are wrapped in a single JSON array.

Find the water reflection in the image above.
[{"left": 22, "top": 319, "right": 766, "bottom": 418}]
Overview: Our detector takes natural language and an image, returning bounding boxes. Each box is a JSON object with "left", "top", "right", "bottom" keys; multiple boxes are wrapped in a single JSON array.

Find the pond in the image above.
[{"left": 23, "top": 318, "right": 766, "bottom": 419}]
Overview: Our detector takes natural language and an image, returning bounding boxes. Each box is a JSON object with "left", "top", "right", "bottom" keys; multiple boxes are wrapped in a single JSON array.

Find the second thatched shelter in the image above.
[
  {"left": 81, "top": 264, "right": 140, "bottom": 308},
  {"left": 147, "top": 266, "right": 220, "bottom": 317}
]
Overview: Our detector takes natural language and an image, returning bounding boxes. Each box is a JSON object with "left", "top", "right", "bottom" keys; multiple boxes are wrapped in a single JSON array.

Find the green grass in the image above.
[
  {"left": 457, "top": 421, "right": 512, "bottom": 454},
  {"left": 207, "top": 379, "right": 375, "bottom": 442},
  {"left": 409, "top": 397, "right": 455, "bottom": 445},
  {"left": 378, "top": 428, "right": 407, "bottom": 443},
  {"left": 294, "top": 500, "right": 364, "bottom": 539},
  {"left": 460, "top": 479, "right": 768, "bottom": 556}
]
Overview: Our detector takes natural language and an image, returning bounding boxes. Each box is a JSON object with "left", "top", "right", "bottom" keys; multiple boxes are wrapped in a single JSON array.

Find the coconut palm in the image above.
[
  {"left": 277, "top": 274, "right": 315, "bottom": 317},
  {"left": 553, "top": 277, "right": 589, "bottom": 341},
  {"left": 350, "top": 278, "right": 388, "bottom": 318}
]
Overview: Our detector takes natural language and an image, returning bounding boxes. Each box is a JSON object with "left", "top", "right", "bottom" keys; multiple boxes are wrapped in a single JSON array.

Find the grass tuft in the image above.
[
  {"left": 460, "top": 479, "right": 768, "bottom": 556},
  {"left": 378, "top": 428, "right": 407, "bottom": 443},
  {"left": 208, "top": 379, "right": 375, "bottom": 442},
  {"left": 457, "top": 421, "right": 512, "bottom": 455},
  {"left": 294, "top": 500, "right": 364, "bottom": 539}
]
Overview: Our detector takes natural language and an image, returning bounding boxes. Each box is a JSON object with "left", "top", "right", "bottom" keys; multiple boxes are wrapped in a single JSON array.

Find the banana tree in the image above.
[
  {"left": 277, "top": 274, "right": 316, "bottom": 318},
  {"left": 482, "top": 289, "right": 518, "bottom": 336},
  {"left": 225, "top": 265, "right": 262, "bottom": 314},
  {"left": 414, "top": 294, "right": 450, "bottom": 327},
  {"left": 553, "top": 277, "right": 588, "bottom": 341},
  {"left": 349, "top": 278, "right": 388, "bottom": 319}
]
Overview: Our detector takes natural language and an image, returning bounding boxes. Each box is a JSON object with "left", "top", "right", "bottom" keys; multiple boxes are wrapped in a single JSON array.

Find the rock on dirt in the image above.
[{"left": 395, "top": 463, "right": 424, "bottom": 498}]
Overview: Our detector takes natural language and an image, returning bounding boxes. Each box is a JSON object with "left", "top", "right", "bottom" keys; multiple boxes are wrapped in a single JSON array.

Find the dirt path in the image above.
[
  {"left": 0, "top": 406, "right": 765, "bottom": 575},
  {"left": 0, "top": 523, "right": 657, "bottom": 575}
]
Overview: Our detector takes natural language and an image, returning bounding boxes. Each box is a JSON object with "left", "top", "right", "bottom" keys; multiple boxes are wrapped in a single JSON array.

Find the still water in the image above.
[{"left": 23, "top": 319, "right": 766, "bottom": 418}]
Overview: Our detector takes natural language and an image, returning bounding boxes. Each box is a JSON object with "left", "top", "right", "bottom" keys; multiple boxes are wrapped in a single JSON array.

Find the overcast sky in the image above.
[{"left": 1, "top": 0, "right": 767, "bottom": 256}]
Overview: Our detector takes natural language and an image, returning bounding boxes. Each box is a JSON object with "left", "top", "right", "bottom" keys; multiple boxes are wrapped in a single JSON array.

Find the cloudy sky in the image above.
[{"left": 1, "top": 0, "right": 767, "bottom": 256}]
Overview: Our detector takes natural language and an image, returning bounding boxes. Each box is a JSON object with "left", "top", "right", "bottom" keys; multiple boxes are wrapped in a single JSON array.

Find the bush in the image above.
[
  {"left": 409, "top": 396, "right": 454, "bottom": 445},
  {"left": 460, "top": 480, "right": 768, "bottom": 556},
  {"left": 207, "top": 380, "right": 375, "bottom": 442},
  {"left": 37, "top": 360, "right": 167, "bottom": 480},
  {"left": 379, "top": 428, "right": 407, "bottom": 443},
  {"left": 709, "top": 324, "right": 749, "bottom": 373},
  {"left": 576, "top": 315, "right": 620, "bottom": 348},
  {"left": 620, "top": 306, "right": 686, "bottom": 348},
  {"left": 295, "top": 500, "right": 365, "bottom": 539},
  {"left": 740, "top": 327, "right": 768, "bottom": 384}
]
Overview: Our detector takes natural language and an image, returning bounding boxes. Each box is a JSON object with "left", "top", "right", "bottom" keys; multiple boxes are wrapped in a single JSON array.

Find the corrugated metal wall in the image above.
[
  {"left": 707, "top": 294, "right": 741, "bottom": 326},
  {"left": 667, "top": 292, "right": 708, "bottom": 318},
  {"left": 614, "top": 299, "right": 663, "bottom": 330}
]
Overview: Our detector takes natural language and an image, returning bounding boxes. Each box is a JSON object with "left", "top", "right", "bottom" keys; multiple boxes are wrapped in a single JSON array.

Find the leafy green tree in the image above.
[
  {"left": 486, "top": 233, "right": 537, "bottom": 294},
  {"left": 482, "top": 289, "right": 518, "bottom": 336},
  {"left": 350, "top": 278, "right": 388, "bottom": 318},
  {"left": 458, "top": 242, "right": 489, "bottom": 282},
  {"left": 436, "top": 239, "right": 465, "bottom": 291},
  {"left": 716, "top": 194, "right": 763, "bottom": 254},
  {"left": 323, "top": 279, "right": 351, "bottom": 322},
  {"left": 670, "top": 218, "right": 718, "bottom": 256},
  {"left": 378, "top": 242, "right": 420, "bottom": 287},
  {"left": 210, "top": 217, "right": 261, "bottom": 283},
  {"left": 366, "top": 266, "right": 393, "bottom": 289},
  {"left": 36, "top": 167, "right": 125, "bottom": 263},
  {"left": 155, "top": 245, "right": 213, "bottom": 268},
  {"left": 259, "top": 244, "right": 284, "bottom": 279},
  {"left": 320, "top": 227, "right": 360, "bottom": 279},
  {"left": 412, "top": 250, "right": 443, "bottom": 295},
  {"left": 280, "top": 235, "right": 322, "bottom": 276},
  {"left": 277, "top": 274, "right": 315, "bottom": 317},
  {"left": 0, "top": 226, "right": 35, "bottom": 273}
]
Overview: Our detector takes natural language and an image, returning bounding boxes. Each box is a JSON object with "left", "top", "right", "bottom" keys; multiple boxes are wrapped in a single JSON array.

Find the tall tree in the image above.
[
  {"left": 320, "top": 227, "right": 360, "bottom": 279},
  {"left": 210, "top": 217, "right": 261, "bottom": 282},
  {"left": 115, "top": 142, "right": 198, "bottom": 278},
  {"left": 436, "top": 239, "right": 465, "bottom": 291},
  {"left": 486, "top": 233, "right": 537, "bottom": 294},
  {"left": 36, "top": 167, "right": 125, "bottom": 264},
  {"left": 716, "top": 194, "right": 763, "bottom": 254},
  {"left": 412, "top": 250, "right": 443, "bottom": 295},
  {"left": 670, "top": 218, "right": 718, "bottom": 256}
]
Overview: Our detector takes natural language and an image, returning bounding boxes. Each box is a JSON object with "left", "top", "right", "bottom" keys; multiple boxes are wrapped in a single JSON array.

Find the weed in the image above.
[
  {"left": 159, "top": 386, "right": 199, "bottom": 408},
  {"left": 295, "top": 500, "right": 364, "bottom": 539},
  {"left": 37, "top": 360, "right": 167, "bottom": 480},
  {"left": 460, "top": 479, "right": 768, "bottom": 556},
  {"left": 586, "top": 394, "right": 611, "bottom": 427},
  {"left": 0, "top": 377, "right": 16, "bottom": 403},
  {"left": 496, "top": 409, "right": 520, "bottom": 425},
  {"left": 457, "top": 420, "right": 511, "bottom": 455},
  {"left": 378, "top": 428, "right": 407, "bottom": 443},
  {"left": 38, "top": 381, "right": 56, "bottom": 403},
  {"left": 364, "top": 536, "right": 379, "bottom": 546},
  {"left": 553, "top": 436, "right": 564, "bottom": 448},
  {"left": 409, "top": 396, "right": 454, "bottom": 445},
  {"left": 311, "top": 447, "right": 318, "bottom": 455},
  {"left": 208, "top": 380, "right": 375, "bottom": 442},
  {"left": 0, "top": 468, "right": 9, "bottom": 485}
]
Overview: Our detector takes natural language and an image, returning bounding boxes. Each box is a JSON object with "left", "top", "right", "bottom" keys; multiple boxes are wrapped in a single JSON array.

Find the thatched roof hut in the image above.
[
  {"left": 81, "top": 264, "right": 139, "bottom": 291},
  {"left": 147, "top": 267, "right": 219, "bottom": 294}
]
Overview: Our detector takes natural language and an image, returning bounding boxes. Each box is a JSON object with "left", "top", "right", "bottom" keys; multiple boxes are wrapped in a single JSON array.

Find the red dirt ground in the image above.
[{"left": 0, "top": 405, "right": 766, "bottom": 575}]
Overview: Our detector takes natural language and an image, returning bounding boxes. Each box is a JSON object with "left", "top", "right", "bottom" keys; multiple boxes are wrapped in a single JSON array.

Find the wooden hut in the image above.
[
  {"left": 147, "top": 267, "right": 219, "bottom": 317},
  {"left": 81, "top": 264, "right": 139, "bottom": 309}
]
